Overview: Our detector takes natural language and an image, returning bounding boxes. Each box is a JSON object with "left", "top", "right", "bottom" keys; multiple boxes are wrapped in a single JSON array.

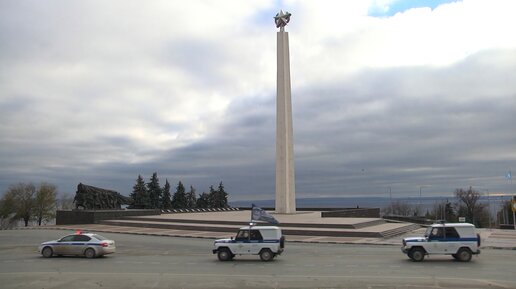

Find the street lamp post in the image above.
[
  {"left": 417, "top": 185, "right": 431, "bottom": 217},
  {"left": 389, "top": 187, "right": 392, "bottom": 215},
  {"left": 419, "top": 186, "right": 423, "bottom": 216},
  {"left": 486, "top": 189, "right": 491, "bottom": 229},
  {"left": 441, "top": 199, "right": 445, "bottom": 221}
]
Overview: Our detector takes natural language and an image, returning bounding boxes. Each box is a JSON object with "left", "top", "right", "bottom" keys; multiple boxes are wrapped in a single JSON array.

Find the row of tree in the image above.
[
  {"left": 383, "top": 187, "right": 505, "bottom": 228},
  {"left": 0, "top": 174, "right": 231, "bottom": 227},
  {"left": 0, "top": 183, "right": 57, "bottom": 228},
  {"left": 129, "top": 173, "right": 229, "bottom": 209}
]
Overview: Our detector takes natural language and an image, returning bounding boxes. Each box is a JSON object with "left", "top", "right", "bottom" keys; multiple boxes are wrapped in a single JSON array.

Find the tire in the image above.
[
  {"left": 42, "top": 247, "right": 53, "bottom": 258},
  {"left": 84, "top": 248, "right": 96, "bottom": 259},
  {"left": 456, "top": 248, "right": 472, "bottom": 262},
  {"left": 409, "top": 248, "right": 425, "bottom": 262},
  {"left": 217, "top": 249, "right": 232, "bottom": 261},
  {"left": 259, "top": 249, "right": 274, "bottom": 262},
  {"left": 451, "top": 254, "right": 459, "bottom": 260}
]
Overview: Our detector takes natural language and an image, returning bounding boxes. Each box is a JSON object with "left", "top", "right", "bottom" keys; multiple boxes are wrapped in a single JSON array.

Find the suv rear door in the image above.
[{"left": 444, "top": 227, "right": 461, "bottom": 253}]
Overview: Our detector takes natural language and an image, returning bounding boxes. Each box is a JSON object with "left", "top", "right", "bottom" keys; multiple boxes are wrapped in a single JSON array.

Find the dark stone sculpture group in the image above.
[{"left": 73, "top": 183, "right": 133, "bottom": 210}]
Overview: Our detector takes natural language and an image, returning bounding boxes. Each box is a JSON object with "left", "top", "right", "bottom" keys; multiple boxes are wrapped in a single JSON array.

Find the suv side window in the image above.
[
  {"left": 429, "top": 227, "right": 444, "bottom": 239},
  {"left": 444, "top": 227, "right": 460, "bottom": 238},
  {"left": 235, "top": 230, "right": 249, "bottom": 241},
  {"left": 250, "top": 230, "right": 263, "bottom": 241}
]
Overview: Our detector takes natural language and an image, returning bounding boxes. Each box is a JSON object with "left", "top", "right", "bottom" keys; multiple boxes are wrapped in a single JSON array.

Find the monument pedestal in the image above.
[{"left": 56, "top": 209, "right": 160, "bottom": 225}]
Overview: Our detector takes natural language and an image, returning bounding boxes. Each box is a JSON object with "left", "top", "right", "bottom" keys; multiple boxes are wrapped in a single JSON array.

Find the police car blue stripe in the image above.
[
  {"left": 45, "top": 242, "right": 106, "bottom": 246},
  {"left": 406, "top": 237, "right": 478, "bottom": 243},
  {"left": 215, "top": 239, "right": 280, "bottom": 244}
]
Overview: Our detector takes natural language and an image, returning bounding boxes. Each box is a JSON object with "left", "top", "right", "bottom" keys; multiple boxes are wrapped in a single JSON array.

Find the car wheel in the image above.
[
  {"left": 409, "top": 248, "right": 425, "bottom": 262},
  {"left": 217, "top": 249, "right": 232, "bottom": 261},
  {"left": 84, "top": 248, "right": 96, "bottom": 259},
  {"left": 42, "top": 247, "right": 53, "bottom": 258},
  {"left": 259, "top": 249, "right": 274, "bottom": 262},
  {"left": 451, "top": 254, "right": 459, "bottom": 260},
  {"left": 456, "top": 248, "right": 472, "bottom": 262}
]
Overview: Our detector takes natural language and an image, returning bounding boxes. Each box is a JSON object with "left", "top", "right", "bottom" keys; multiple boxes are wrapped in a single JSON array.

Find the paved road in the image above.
[{"left": 1, "top": 229, "right": 515, "bottom": 289}]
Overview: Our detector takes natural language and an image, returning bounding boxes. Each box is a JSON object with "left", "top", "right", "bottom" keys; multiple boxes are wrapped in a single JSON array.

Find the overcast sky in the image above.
[{"left": 1, "top": 0, "right": 515, "bottom": 201}]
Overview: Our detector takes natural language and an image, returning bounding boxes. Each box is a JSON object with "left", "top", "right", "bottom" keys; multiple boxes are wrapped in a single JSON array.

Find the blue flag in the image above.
[{"left": 251, "top": 204, "right": 279, "bottom": 224}]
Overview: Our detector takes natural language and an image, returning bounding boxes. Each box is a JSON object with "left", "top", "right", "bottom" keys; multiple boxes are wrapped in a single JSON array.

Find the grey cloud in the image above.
[
  {"left": 112, "top": 49, "right": 514, "bottom": 199},
  {"left": 161, "top": 39, "right": 230, "bottom": 87},
  {"left": 3, "top": 47, "right": 515, "bottom": 200},
  {"left": 287, "top": 49, "right": 516, "bottom": 196},
  {"left": 0, "top": 1, "right": 514, "bottom": 202}
]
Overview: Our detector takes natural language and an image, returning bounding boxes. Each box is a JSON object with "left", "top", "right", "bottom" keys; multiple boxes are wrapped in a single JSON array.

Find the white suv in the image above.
[
  {"left": 212, "top": 226, "right": 285, "bottom": 261},
  {"left": 401, "top": 222, "right": 481, "bottom": 262}
]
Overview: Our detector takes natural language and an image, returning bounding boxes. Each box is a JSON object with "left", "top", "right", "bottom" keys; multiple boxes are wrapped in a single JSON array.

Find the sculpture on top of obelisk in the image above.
[
  {"left": 274, "top": 10, "right": 296, "bottom": 214},
  {"left": 274, "top": 10, "right": 291, "bottom": 31}
]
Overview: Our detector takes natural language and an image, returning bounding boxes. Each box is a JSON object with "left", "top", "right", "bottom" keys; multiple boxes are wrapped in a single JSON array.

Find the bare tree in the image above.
[
  {"left": 455, "top": 187, "right": 488, "bottom": 227},
  {"left": 1, "top": 182, "right": 59, "bottom": 227},
  {"left": 0, "top": 191, "right": 18, "bottom": 229},
  {"left": 34, "top": 183, "right": 57, "bottom": 226},
  {"left": 1, "top": 183, "right": 36, "bottom": 226},
  {"left": 427, "top": 200, "right": 456, "bottom": 222}
]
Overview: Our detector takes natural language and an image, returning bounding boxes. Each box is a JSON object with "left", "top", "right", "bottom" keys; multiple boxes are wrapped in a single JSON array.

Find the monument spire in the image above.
[{"left": 274, "top": 10, "right": 296, "bottom": 214}]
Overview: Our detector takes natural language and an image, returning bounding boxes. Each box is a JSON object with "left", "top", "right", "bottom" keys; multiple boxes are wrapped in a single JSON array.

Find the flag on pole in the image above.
[
  {"left": 507, "top": 171, "right": 512, "bottom": 180},
  {"left": 251, "top": 204, "right": 279, "bottom": 225}
]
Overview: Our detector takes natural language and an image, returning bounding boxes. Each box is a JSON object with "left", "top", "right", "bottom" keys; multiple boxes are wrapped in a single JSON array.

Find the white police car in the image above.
[
  {"left": 38, "top": 231, "right": 116, "bottom": 258},
  {"left": 213, "top": 226, "right": 285, "bottom": 261},
  {"left": 401, "top": 222, "right": 480, "bottom": 262}
]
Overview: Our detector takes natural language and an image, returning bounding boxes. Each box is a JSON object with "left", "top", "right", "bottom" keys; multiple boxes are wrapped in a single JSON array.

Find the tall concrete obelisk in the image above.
[{"left": 274, "top": 10, "right": 296, "bottom": 214}]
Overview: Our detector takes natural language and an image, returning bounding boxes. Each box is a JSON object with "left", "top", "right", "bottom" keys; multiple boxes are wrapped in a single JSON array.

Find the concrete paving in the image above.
[{"left": 24, "top": 210, "right": 516, "bottom": 249}]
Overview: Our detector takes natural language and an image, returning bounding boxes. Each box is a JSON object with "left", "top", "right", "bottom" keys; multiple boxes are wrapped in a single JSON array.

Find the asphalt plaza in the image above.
[
  {"left": 1, "top": 229, "right": 516, "bottom": 289},
  {"left": 52, "top": 210, "right": 516, "bottom": 249}
]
